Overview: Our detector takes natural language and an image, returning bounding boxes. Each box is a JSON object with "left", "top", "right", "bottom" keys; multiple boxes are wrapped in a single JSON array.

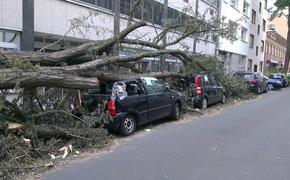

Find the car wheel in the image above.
[
  {"left": 256, "top": 86, "right": 261, "bottom": 95},
  {"left": 171, "top": 102, "right": 181, "bottom": 120},
  {"left": 264, "top": 86, "right": 268, "bottom": 93},
  {"left": 221, "top": 93, "right": 226, "bottom": 104},
  {"left": 267, "top": 83, "right": 274, "bottom": 91},
  {"left": 201, "top": 98, "right": 208, "bottom": 109},
  {"left": 119, "top": 114, "right": 136, "bottom": 136}
]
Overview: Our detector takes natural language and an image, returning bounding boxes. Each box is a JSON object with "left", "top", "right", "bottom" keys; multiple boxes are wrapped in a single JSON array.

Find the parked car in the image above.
[
  {"left": 234, "top": 72, "right": 268, "bottom": 94},
  {"left": 268, "top": 74, "right": 289, "bottom": 87},
  {"left": 75, "top": 77, "right": 185, "bottom": 136},
  {"left": 172, "top": 73, "right": 226, "bottom": 109},
  {"left": 263, "top": 75, "right": 283, "bottom": 90}
]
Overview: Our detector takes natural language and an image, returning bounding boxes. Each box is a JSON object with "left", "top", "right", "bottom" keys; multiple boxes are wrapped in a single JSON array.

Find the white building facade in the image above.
[
  {"left": 0, "top": 0, "right": 218, "bottom": 73},
  {"left": 218, "top": 0, "right": 268, "bottom": 73}
]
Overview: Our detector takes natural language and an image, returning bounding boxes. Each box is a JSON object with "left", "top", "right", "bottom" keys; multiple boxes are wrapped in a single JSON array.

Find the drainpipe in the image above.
[
  {"left": 193, "top": 0, "right": 199, "bottom": 53},
  {"left": 160, "top": 0, "right": 168, "bottom": 72},
  {"left": 21, "top": 0, "right": 34, "bottom": 51},
  {"left": 113, "top": 0, "right": 120, "bottom": 56}
]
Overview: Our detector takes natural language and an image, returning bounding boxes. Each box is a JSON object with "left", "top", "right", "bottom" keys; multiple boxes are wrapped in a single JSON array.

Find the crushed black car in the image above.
[{"left": 72, "top": 77, "right": 185, "bottom": 136}]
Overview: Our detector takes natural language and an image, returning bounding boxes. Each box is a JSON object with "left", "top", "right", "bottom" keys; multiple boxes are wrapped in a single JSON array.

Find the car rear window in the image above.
[{"left": 243, "top": 74, "right": 254, "bottom": 80}]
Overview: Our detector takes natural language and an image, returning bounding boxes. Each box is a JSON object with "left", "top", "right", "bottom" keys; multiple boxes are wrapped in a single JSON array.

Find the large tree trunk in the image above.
[
  {"left": 0, "top": 69, "right": 99, "bottom": 89},
  {"left": 283, "top": 6, "right": 290, "bottom": 74}
]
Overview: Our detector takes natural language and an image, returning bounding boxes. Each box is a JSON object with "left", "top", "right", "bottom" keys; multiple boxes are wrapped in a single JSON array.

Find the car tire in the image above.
[
  {"left": 264, "top": 86, "right": 268, "bottom": 93},
  {"left": 171, "top": 102, "right": 181, "bottom": 120},
  {"left": 119, "top": 114, "right": 136, "bottom": 136},
  {"left": 221, "top": 93, "right": 226, "bottom": 104},
  {"left": 256, "top": 86, "right": 261, "bottom": 95},
  {"left": 199, "top": 98, "right": 207, "bottom": 109}
]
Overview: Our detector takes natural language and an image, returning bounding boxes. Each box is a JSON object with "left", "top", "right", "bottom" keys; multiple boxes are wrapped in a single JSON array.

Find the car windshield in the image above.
[
  {"left": 272, "top": 75, "right": 282, "bottom": 79},
  {"left": 142, "top": 77, "right": 166, "bottom": 94},
  {"left": 243, "top": 74, "right": 254, "bottom": 80}
]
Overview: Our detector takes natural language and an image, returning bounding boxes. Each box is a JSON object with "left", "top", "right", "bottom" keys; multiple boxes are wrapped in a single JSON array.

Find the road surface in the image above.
[{"left": 44, "top": 88, "right": 290, "bottom": 180}]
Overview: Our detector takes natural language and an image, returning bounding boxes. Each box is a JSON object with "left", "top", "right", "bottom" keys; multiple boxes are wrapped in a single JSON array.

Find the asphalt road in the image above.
[{"left": 44, "top": 88, "right": 290, "bottom": 180}]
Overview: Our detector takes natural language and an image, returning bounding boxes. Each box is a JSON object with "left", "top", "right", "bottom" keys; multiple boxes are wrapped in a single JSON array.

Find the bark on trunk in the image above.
[
  {"left": 0, "top": 69, "right": 99, "bottom": 89},
  {"left": 283, "top": 6, "right": 290, "bottom": 74}
]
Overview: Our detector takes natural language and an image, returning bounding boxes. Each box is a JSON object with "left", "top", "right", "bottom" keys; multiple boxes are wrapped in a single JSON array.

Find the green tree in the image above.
[{"left": 272, "top": 0, "right": 290, "bottom": 73}]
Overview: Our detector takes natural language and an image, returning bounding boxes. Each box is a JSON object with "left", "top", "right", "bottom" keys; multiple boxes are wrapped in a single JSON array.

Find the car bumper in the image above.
[
  {"left": 192, "top": 96, "right": 204, "bottom": 106},
  {"left": 274, "top": 84, "right": 283, "bottom": 89},
  {"left": 247, "top": 85, "right": 258, "bottom": 92},
  {"left": 105, "top": 112, "right": 127, "bottom": 131}
]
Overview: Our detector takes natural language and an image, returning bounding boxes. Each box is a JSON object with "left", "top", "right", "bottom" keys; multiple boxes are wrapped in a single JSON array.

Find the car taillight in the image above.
[
  {"left": 195, "top": 76, "right": 202, "bottom": 96},
  {"left": 107, "top": 101, "right": 117, "bottom": 117},
  {"left": 250, "top": 79, "right": 257, "bottom": 85}
]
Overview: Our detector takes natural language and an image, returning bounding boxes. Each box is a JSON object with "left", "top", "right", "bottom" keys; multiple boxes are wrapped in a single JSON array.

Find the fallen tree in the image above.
[{"left": 0, "top": 8, "right": 244, "bottom": 178}]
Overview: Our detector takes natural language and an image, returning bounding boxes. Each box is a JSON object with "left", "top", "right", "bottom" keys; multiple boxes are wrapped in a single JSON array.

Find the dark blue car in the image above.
[
  {"left": 268, "top": 74, "right": 289, "bottom": 87},
  {"left": 263, "top": 75, "right": 283, "bottom": 90}
]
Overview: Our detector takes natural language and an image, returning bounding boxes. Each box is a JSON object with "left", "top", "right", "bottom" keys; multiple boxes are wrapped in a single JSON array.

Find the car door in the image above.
[
  {"left": 202, "top": 75, "right": 215, "bottom": 104},
  {"left": 208, "top": 75, "right": 223, "bottom": 103},
  {"left": 122, "top": 81, "right": 148, "bottom": 124},
  {"left": 256, "top": 74, "right": 266, "bottom": 91},
  {"left": 142, "top": 77, "right": 172, "bottom": 122}
]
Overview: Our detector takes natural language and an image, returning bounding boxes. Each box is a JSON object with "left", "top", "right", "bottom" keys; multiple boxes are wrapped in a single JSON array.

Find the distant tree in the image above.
[{"left": 272, "top": 0, "right": 290, "bottom": 73}]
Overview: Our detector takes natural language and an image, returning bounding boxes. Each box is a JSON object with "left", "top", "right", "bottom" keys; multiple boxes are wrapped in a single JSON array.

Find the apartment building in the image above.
[
  {"left": 268, "top": 14, "right": 288, "bottom": 39},
  {"left": 0, "top": 0, "right": 218, "bottom": 73},
  {"left": 218, "top": 0, "right": 268, "bottom": 73},
  {"left": 264, "top": 31, "right": 287, "bottom": 73}
]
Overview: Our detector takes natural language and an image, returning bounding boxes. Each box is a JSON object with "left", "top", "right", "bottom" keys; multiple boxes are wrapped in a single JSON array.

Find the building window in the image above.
[
  {"left": 250, "top": 34, "right": 254, "bottom": 48},
  {"left": 257, "top": 24, "right": 260, "bottom": 35},
  {"left": 239, "top": 56, "right": 246, "bottom": 66},
  {"left": 133, "top": 1, "right": 142, "bottom": 19},
  {"left": 0, "top": 29, "right": 20, "bottom": 50},
  {"left": 259, "top": 2, "right": 262, "bottom": 13},
  {"left": 97, "top": 0, "right": 113, "bottom": 10},
  {"left": 168, "top": 7, "right": 182, "bottom": 25},
  {"left": 81, "top": 0, "right": 95, "bottom": 4},
  {"left": 153, "top": 2, "right": 163, "bottom": 25},
  {"left": 254, "top": 64, "right": 258, "bottom": 72},
  {"left": 264, "top": 0, "right": 267, "bottom": 9},
  {"left": 270, "top": 45, "right": 272, "bottom": 55},
  {"left": 230, "top": 0, "right": 239, "bottom": 9},
  {"left": 210, "top": 9, "right": 214, "bottom": 15},
  {"left": 266, "top": 43, "right": 269, "bottom": 54},
  {"left": 251, "top": 10, "right": 256, "bottom": 24},
  {"left": 79, "top": 0, "right": 113, "bottom": 10},
  {"left": 229, "top": 21, "right": 239, "bottom": 38},
  {"left": 261, "top": 40, "right": 264, "bottom": 52},
  {"left": 256, "top": 46, "right": 259, "bottom": 56},
  {"left": 263, "top": 19, "right": 266, "bottom": 31},
  {"left": 152, "top": 60, "right": 160, "bottom": 72},
  {"left": 243, "top": 1, "right": 249, "bottom": 15},
  {"left": 0, "top": 31, "right": 3, "bottom": 42},
  {"left": 241, "top": 27, "right": 247, "bottom": 41},
  {"left": 143, "top": 0, "right": 153, "bottom": 22},
  {"left": 183, "top": 0, "right": 189, "bottom": 2},
  {"left": 260, "top": 61, "right": 263, "bottom": 72},
  {"left": 273, "top": 46, "right": 275, "bottom": 56},
  {"left": 248, "top": 59, "right": 253, "bottom": 71},
  {"left": 120, "top": 0, "right": 131, "bottom": 15}
]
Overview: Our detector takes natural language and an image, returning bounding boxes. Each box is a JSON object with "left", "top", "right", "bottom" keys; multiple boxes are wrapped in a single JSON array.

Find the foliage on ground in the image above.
[{"left": 0, "top": 88, "right": 111, "bottom": 179}]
